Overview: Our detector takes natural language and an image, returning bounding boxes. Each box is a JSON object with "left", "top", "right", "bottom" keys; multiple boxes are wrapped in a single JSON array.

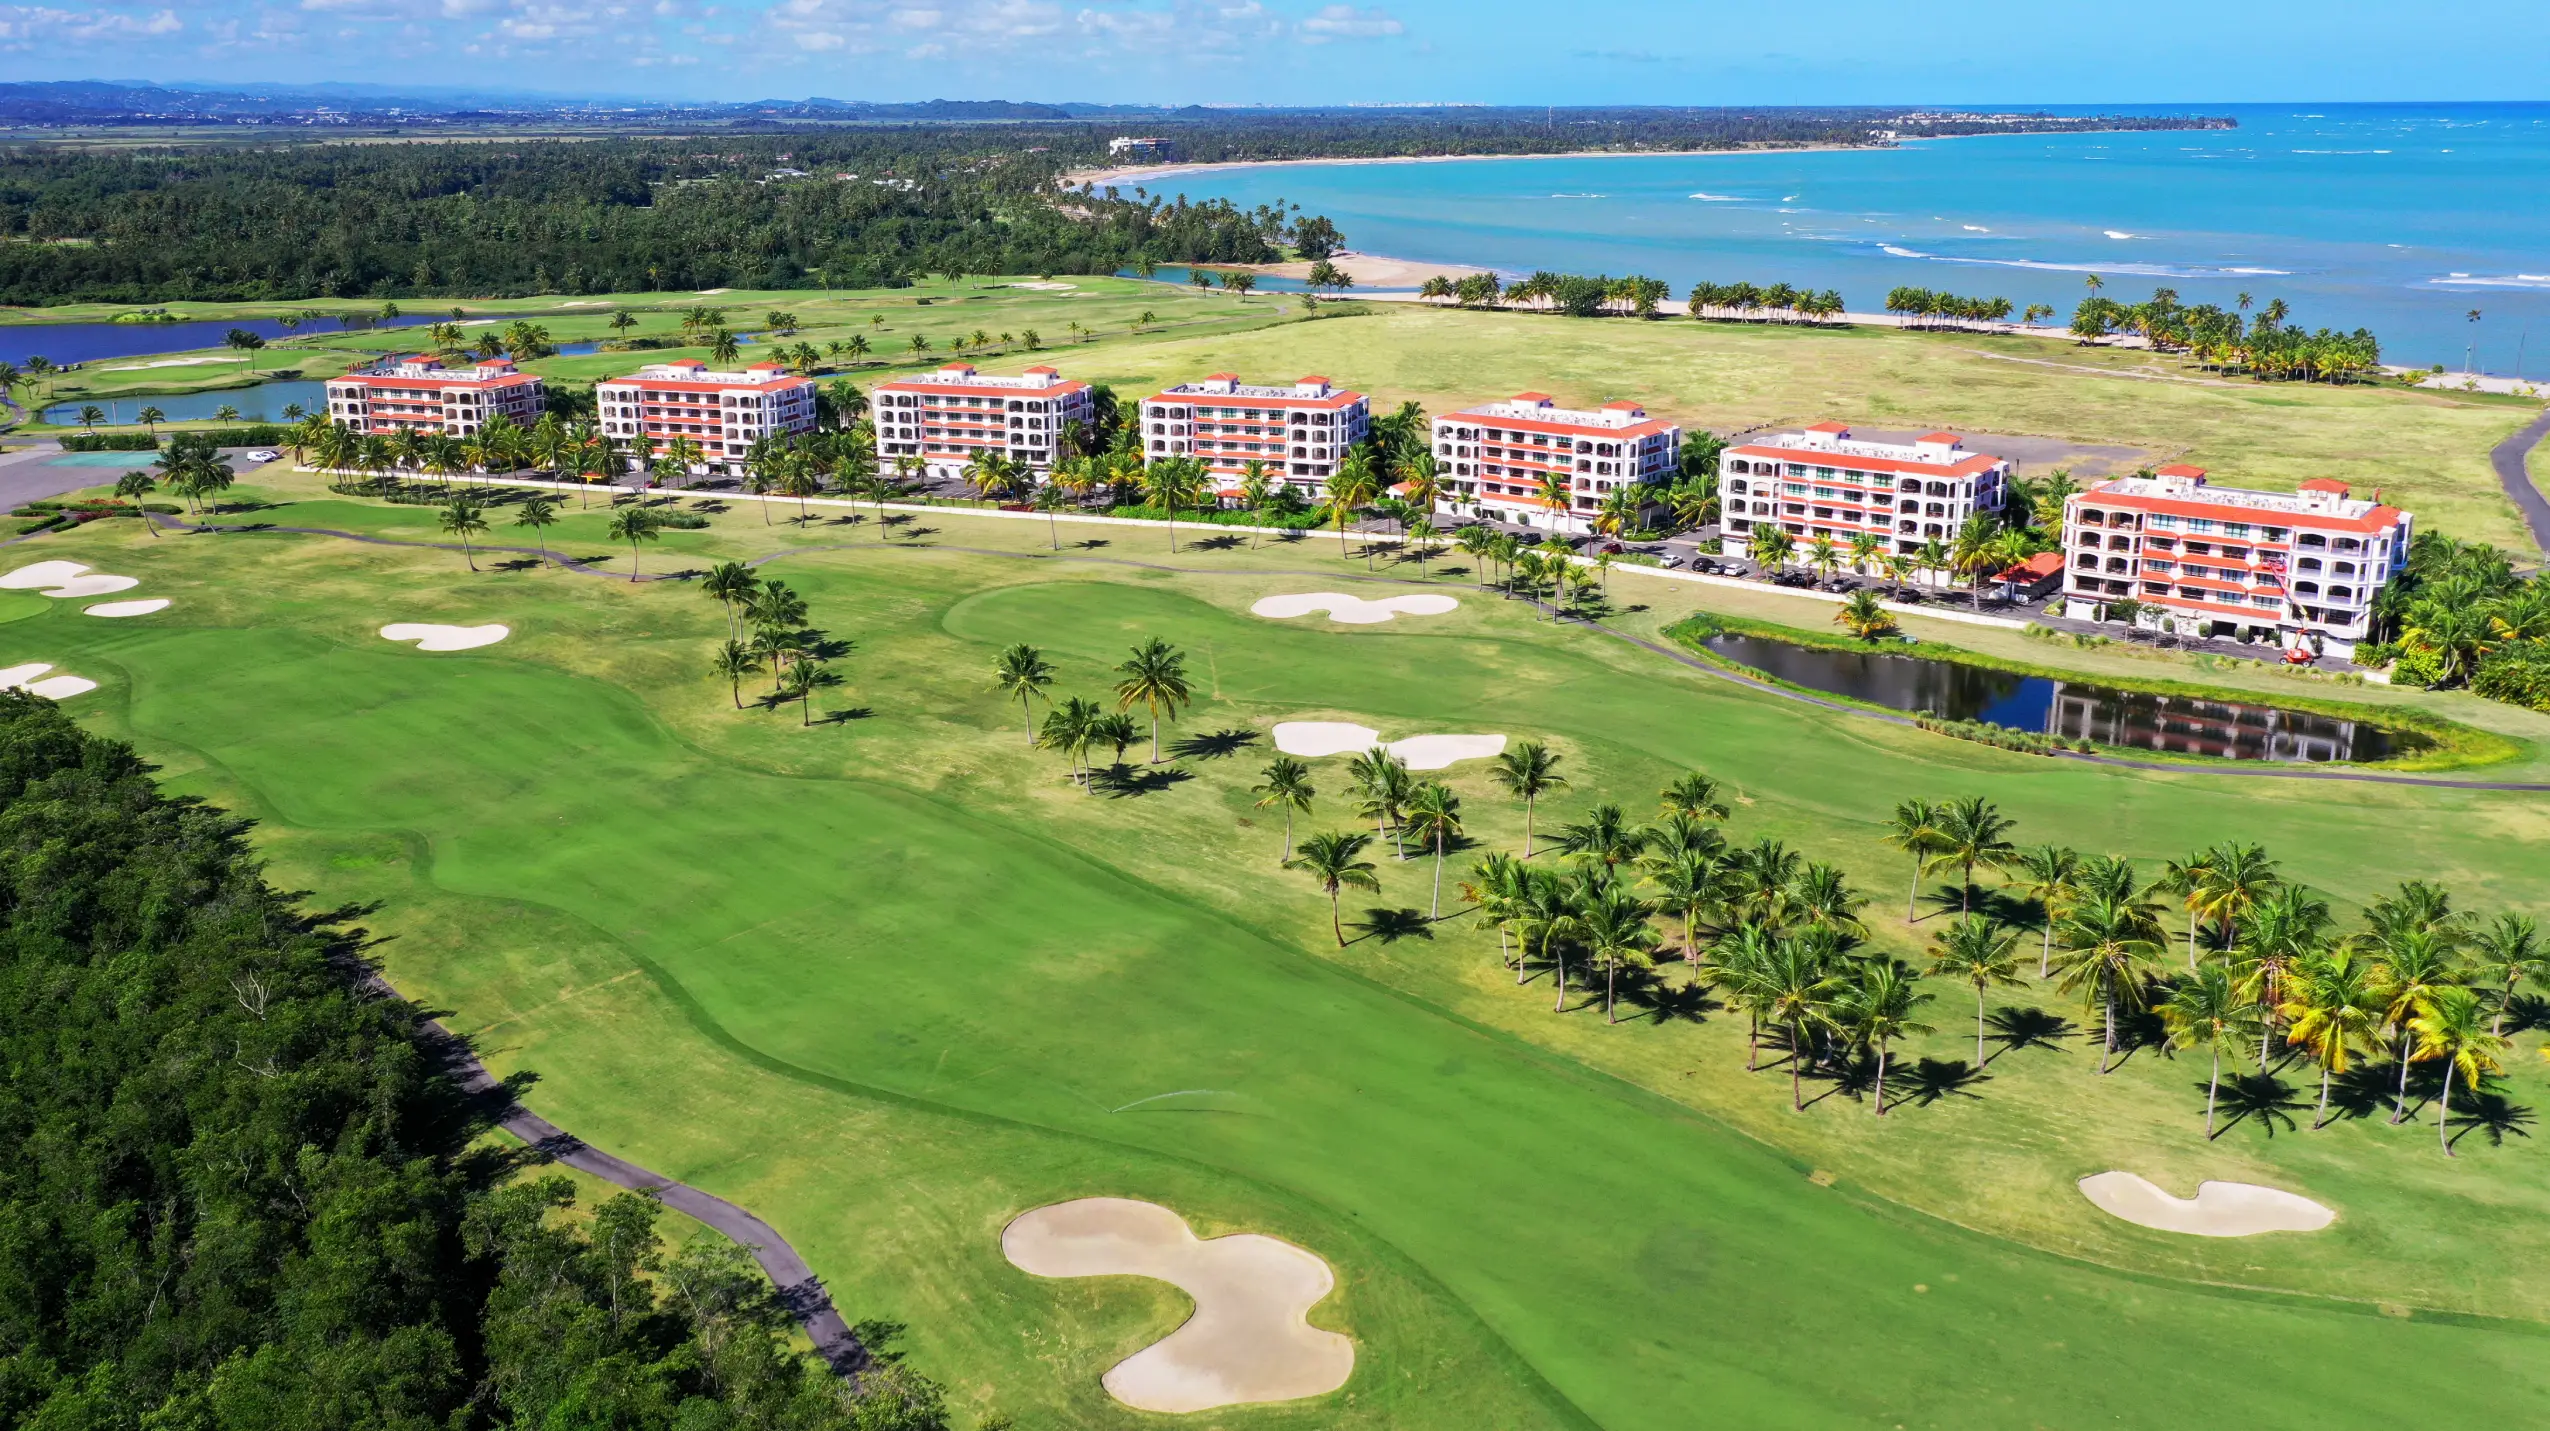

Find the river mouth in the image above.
[{"left": 1706, "top": 633, "right": 2428, "bottom": 764}]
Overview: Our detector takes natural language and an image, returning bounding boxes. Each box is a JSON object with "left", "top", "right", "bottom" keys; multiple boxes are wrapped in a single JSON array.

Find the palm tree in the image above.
[
  {"left": 2051, "top": 892, "right": 2167, "bottom": 1072},
  {"left": 2229, "top": 882, "right": 2329, "bottom": 1071},
  {"left": 1252, "top": 756, "right": 1316, "bottom": 859},
  {"left": 1928, "top": 796, "right": 2016, "bottom": 916},
  {"left": 1324, "top": 451, "right": 1378, "bottom": 556},
  {"left": 2411, "top": 987, "right": 2506, "bottom": 1155},
  {"left": 75, "top": 405, "right": 102, "bottom": 431},
  {"left": 1347, "top": 747, "right": 1416, "bottom": 858},
  {"left": 2469, "top": 913, "right": 2544, "bottom": 1035},
  {"left": 783, "top": 659, "right": 837, "bottom": 726},
  {"left": 1881, "top": 799, "right": 1945, "bottom": 922},
  {"left": 1577, "top": 879, "right": 1660, "bottom": 1023},
  {"left": 2153, "top": 850, "right": 2219, "bottom": 969},
  {"left": 2005, "top": 844, "right": 2083, "bottom": 977},
  {"left": 1760, "top": 935, "right": 1847, "bottom": 1110},
  {"left": 513, "top": 496, "right": 559, "bottom": 556},
  {"left": 136, "top": 406, "right": 165, "bottom": 436},
  {"left": 1927, "top": 916, "right": 2025, "bottom": 1067},
  {"left": 1554, "top": 803, "right": 1643, "bottom": 871},
  {"left": 1039, "top": 696, "right": 1102, "bottom": 789},
  {"left": 2162, "top": 965, "right": 2261, "bottom": 1138},
  {"left": 2282, "top": 948, "right": 2382, "bottom": 1128},
  {"left": 1833, "top": 589, "right": 1895, "bottom": 640},
  {"left": 993, "top": 644, "right": 1056, "bottom": 744},
  {"left": 438, "top": 498, "right": 489, "bottom": 571},
  {"left": 2195, "top": 842, "right": 2281, "bottom": 957},
  {"left": 711, "top": 640, "right": 758, "bottom": 709},
  {"left": 1401, "top": 782, "right": 1464, "bottom": 918},
  {"left": 2372, "top": 928, "right": 2464, "bottom": 1125},
  {"left": 1839, "top": 959, "right": 1934, "bottom": 1114},
  {"left": 1657, "top": 771, "right": 1729, "bottom": 822},
  {"left": 607, "top": 505, "right": 662, "bottom": 580},
  {"left": 701, "top": 560, "right": 761, "bottom": 639},
  {"left": 1285, "top": 831, "right": 1381, "bottom": 946},
  {"left": 113, "top": 471, "right": 158, "bottom": 535},
  {"left": 1488, "top": 741, "right": 1567, "bottom": 856},
  {"left": 1112, "top": 637, "right": 1191, "bottom": 763},
  {"left": 1641, "top": 847, "right": 1727, "bottom": 968}
]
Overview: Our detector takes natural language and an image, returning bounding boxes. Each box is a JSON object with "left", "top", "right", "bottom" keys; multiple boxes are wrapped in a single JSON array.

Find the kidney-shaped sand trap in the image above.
[
  {"left": 0, "top": 662, "right": 97, "bottom": 701},
  {"left": 2078, "top": 1172, "right": 2334, "bottom": 1237},
  {"left": 380, "top": 622, "right": 510, "bottom": 652},
  {"left": 0, "top": 561, "right": 140, "bottom": 599},
  {"left": 85, "top": 599, "right": 171, "bottom": 619},
  {"left": 1272, "top": 721, "right": 1505, "bottom": 770},
  {"left": 1003, "top": 1197, "right": 1353, "bottom": 1413},
  {"left": 1251, "top": 591, "right": 1460, "bottom": 625}
]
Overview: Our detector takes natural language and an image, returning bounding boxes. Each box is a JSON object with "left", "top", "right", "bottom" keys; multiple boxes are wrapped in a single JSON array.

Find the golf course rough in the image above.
[{"left": 23, "top": 479, "right": 2550, "bottom": 1431}]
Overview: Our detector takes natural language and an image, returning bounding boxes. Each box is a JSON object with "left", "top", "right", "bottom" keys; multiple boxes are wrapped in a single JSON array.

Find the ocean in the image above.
[{"left": 1135, "top": 102, "right": 2550, "bottom": 372}]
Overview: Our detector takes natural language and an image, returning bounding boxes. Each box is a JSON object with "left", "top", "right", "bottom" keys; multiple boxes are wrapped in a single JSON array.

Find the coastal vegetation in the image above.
[{"left": 2071, "top": 284, "right": 2383, "bottom": 382}]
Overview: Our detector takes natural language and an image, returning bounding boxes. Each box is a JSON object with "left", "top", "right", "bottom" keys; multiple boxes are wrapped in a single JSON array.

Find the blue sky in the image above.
[{"left": 4, "top": 1, "right": 2547, "bottom": 106}]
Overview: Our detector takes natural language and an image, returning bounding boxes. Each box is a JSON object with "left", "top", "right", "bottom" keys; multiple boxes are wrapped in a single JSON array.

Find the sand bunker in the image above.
[
  {"left": 1251, "top": 591, "right": 1460, "bottom": 625},
  {"left": 380, "top": 622, "right": 510, "bottom": 652},
  {"left": 0, "top": 662, "right": 96, "bottom": 700},
  {"left": 1002, "top": 1198, "right": 1353, "bottom": 1413},
  {"left": 1271, "top": 721, "right": 1506, "bottom": 770},
  {"left": 2078, "top": 1172, "right": 2334, "bottom": 1237},
  {"left": 84, "top": 599, "right": 170, "bottom": 618},
  {"left": 0, "top": 562, "right": 141, "bottom": 599}
]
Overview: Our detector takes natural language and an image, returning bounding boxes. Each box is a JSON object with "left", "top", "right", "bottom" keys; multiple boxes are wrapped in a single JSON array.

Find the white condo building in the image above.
[
  {"left": 873, "top": 363, "right": 1093, "bottom": 481},
  {"left": 1138, "top": 374, "right": 1371, "bottom": 496},
  {"left": 1430, "top": 393, "right": 1680, "bottom": 535},
  {"left": 2060, "top": 465, "right": 2411, "bottom": 656},
  {"left": 595, "top": 360, "right": 818, "bottom": 477},
  {"left": 1720, "top": 423, "right": 2011, "bottom": 555},
  {"left": 325, "top": 355, "right": 546, "bottom": 437}
]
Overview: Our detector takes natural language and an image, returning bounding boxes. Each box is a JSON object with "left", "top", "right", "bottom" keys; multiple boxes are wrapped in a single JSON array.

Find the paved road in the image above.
[
  {"left": 2488, "top": 406, "right": 2550, "bottom": 560},
  {"left": 386, "top": 976, "right": 872, "bottom": 1375}
]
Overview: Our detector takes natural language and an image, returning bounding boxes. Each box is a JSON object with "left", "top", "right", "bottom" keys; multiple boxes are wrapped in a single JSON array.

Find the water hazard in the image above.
[{"left": 1706, "top": 633, "right": 2423, "bottom": 763}]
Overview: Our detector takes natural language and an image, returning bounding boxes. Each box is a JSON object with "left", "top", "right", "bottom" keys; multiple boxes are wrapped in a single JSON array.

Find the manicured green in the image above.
[{"left": 12, "top": 473, "right": 2550, "bottom": 1430}]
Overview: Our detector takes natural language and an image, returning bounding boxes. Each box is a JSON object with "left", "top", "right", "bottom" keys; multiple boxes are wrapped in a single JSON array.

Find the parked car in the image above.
[
  {"left": 1657, "top": 555, "right": 1685, "bottom": 569},
  {"left": 243, "top": 449, "right": 280, "bottom": 462}
]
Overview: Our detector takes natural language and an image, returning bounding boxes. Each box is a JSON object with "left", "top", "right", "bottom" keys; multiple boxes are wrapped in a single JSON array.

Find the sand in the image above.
[
  {"left": 0, "top": 561, "right": 141, "bottom": 599},
  {"left": 1002, "top": 1197, "right": 1353, "bottom": 1413},
  {"left": 380, "top": 622, "right": 511, "bottom": 652},
  {"left": 1271, "top": 722, "right": 1506, "bottom": 770},
  {"left": 1250, "top": 591, "right": 1460, "bottom": 625},
  {"left": 2077, "top": 1172, "right": 2335, "bottom": 1237},
  {"left": 0, "top": 663, "right": 95, "bottom": 700},
  {"left": 41, "top": 574, "right": 140, "bottom": 599},
  {"left": 84, "top": 599, "right": 170, "bottom": 618}
]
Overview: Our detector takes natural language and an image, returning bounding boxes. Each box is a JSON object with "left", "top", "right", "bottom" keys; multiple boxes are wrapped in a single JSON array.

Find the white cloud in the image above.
[
  {"left": 1299, "top": 2, "right": 1398, "bottom": 41},
  {"left": 0, "top": 3, "right": 181, "bottom": 45}
]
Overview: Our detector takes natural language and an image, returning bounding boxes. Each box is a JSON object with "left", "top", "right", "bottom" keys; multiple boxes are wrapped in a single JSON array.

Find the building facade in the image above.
[
  {"left": 1428, "top": 393, "right": 1680, "bottom": 535},
  {"left": 324, "top": 356, "right": 546, "bottom": 437},
  {"left": 1719, "top": 423, "right": 2011, "bottom": 557},
  {"left": 594, "top": 360, "right": 817, "bottom": 478},
  {"left": 2059, "top": 465, "right": 2410, "bottom": 656},
  {"left": 1138, "top": 374, "right": 1370, "bottom": 495},
  {"left": 873, "top": 363, "right": 1093, "bottom": 482}
]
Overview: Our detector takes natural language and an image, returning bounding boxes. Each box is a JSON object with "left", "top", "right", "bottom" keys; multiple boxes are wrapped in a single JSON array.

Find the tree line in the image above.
[
  {"left": 2365, "top": 530, "right": 2550, "bottom": 712},
  {"left": 2070, "top": 280, "right": 2382, "bottom": 383},
  {"left": 0, "top": 694, "right": 961, "bottom": 1429}
]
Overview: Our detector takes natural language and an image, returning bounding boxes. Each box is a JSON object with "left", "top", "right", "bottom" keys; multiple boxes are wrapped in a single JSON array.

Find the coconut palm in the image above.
[
  {"left": 1034, "top": 696, "right": 1097, "bottom": 787},
  {"left": 991, "top": 643, "right": 1056, "bottom": 743},
  {"left": 1927, "top": 796, "right": 2017, "bottom": 916},
  {"left": 2005, "top": 844, "right": 2083, "bottom": 977},
  {"left": 1927, "top": 916, "right": 2025, "bottom": 1066},
  {"left": 2282, "top": 947, "right": 2384, "bottom": 1127},
  {"left": 782, "top": 658, "right": 838, "bottom": 726},
  {"left": 1111, "top": 637, "right": 1191, "bottom": 763},
  {"left": 2162, "top": 965, "right": 2261, "bottom": 1137},
  {"left": 1642, "top": 846, "right": 1729, "bottom": 967},
  {"left": 1759, "top": 934, "right": 1848, "bottom": 1110},
  {"left": 1401, "top": 783, "right": 1464, "bottom": 918},
  {"left": 2051, "top": 891, "right": 2167, "bottom": 1072},
  {"left": 1880, "top": 798, "right": 1945, "bottom": 922},
  {"left": 1347, "top": 746, "right": 1417, "bottom": 857},
  {"left": 2153, "top": 850, "right": 2219, "bottom": 967},
  {"left": 2411, "top": 987, "right": 2506, "bottom": 1155},
  {"left": 1839, "top": 958, "right": 1934, "bottom": 1114},
  {"left": 701, "top": 560, "right": 760, "bottom": 639},
  {"left": 1791, "top": 863, "right": 1867, "bottom": 935},
  {"left": 113, "top": 471, "right": 158, "bottom": 535},
  {"left": 607, "top": 505, "right": 662, "bottom": 580},
  {"left": 1554, "top": 803, "right": 1643, "bottom": 871},
  {"left": 2229, "top": 882, "right": 2330, "bottom": 1072},
  {"left": 136, "top": 406, "right": 164, "bottom": 435},
  {"left": 1324, "top": 451, "right": 1378, "bottom": 556},
  {"left": 1285, "top": 831, "right": 1381, "bottom": 946},
  {"left": 1488, "top": 740, "right": 1567, "bottom": 856},
  {"left": 2469, "top": 913, "right": 2545, "bottom": 1035},
  {"left": 1252, "top": 756, "right": 1317, "bottom": 859},
  {"left": 513, "top": 496, "right": 560, "bottom": 557},
  {"left": 1658, "top": 771, "right": 1730, "bottom": 822},
  {"left": 711, "top": 640, "right": 758, "bottom": 709},
  {"left": 2372, "top": 927, "right": 2465, "bottom": 1125},
  {"left": 2195, "top": 842, "right": 2282, "bottom": 956},
  {"left": 1577, "top": 878, "right": 1660, "bottom": 1023},
  {"left": 1834, "top": 588, "right": 1895, "bottom": 640},
  {"left": 437, "top": 498, "right": 489, "bottom": 571}
]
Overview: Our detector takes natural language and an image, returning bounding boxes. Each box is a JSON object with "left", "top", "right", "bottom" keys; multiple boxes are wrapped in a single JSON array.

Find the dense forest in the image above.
[
  {"left": 0, "top": 694, "right": 954, "bottom": 1429},
  {"left": 0, "top": 133, "right": 1314, "bottom": 303}
]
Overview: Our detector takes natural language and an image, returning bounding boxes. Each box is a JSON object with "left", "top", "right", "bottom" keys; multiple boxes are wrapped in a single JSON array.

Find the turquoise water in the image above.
[
  {"left": 43, "top": 379, "right": 327, "bottom": 427},
  {"left": 1147, "top": 103, "right": 2550, "bottom": 371}
]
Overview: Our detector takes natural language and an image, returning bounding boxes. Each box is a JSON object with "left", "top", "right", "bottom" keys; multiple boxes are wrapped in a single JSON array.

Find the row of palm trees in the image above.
[
  {"left": 2068, "top": 284, "right": 2382, "bottom": 383},
  {"left": 1745, "top": 511, "right": 2042, "bottom": 611},
  {"left": 1690, "top": 282, "right": 1849, "bottom": 325},
  {"left": 1882, "top": 287, "right": 2042, "bottom": 332}
]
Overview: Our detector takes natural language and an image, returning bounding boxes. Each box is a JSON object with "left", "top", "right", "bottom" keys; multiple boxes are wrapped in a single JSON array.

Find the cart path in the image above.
[
  {"left": 2488, "top": 406, "right": 2550, "bottom": 559},
  {"left": 89, "top": 513, "right": 2550, "bottom": 792},
  {"left": 379, "top": 974, "right": 872, "bottom": 1376}
]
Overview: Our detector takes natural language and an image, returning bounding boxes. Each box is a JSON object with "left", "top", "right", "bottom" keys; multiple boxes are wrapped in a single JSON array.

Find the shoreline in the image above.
[{"left": 1064, "top": 142, "right": 1879, "bottom": 191}]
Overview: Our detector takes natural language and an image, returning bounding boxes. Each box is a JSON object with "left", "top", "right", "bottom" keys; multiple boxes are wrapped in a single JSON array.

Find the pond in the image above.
[
  {"left": 1704, "top": 633, "right": 2424, "bottom": 763},
  {"left": 0, "top": 313, "right": 438, "bottom": 367},
  {"left": 43, "top": 380, "right": 330, "bottom": 427}
]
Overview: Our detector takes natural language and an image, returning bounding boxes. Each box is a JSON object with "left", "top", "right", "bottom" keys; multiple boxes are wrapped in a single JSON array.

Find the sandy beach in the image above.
[{"left": 1063, "top": 143, "right": 1876, "bottom": 193}]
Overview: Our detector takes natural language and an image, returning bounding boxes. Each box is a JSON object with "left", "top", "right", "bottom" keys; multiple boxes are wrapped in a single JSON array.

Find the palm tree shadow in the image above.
[
  {"left": 1072, "top": 538, "right": 1111, "bottom": 551},
  {"left": 1985, "top": 1005, "right": 2077, "bottom": 1063},
  {"left": 1893, "top": 1057, "right": 1990, "bottom": 1108},
  {"left": 2502, "top": 993, "right": 2550, "bottom": 1036},
  {"left": 1190, "top": 534, "right": 1243, "bottom": 552},
  {"left": 1168, "top": 728, "right": 1259, "bottom": 760},
  {"left": 2322, "top": 1062, "right": 2405, "bottom": 1123},
  {"left": 1623, "top": 972, "right": 1718, "bottom": 1025},
  {"left": 2091, "top": 1007, "right": 2170, "bottom": 1069},
  {"left": 1090, "top": 764, "right": 1192, "bottom": 798},
  {"left": 1918, "top": 883, "right": 1996, "bottom": 922},
  {"left": 2212, "top": 1073, "right": 2304, "bottom": 1138},
  {"left": 2448, "top": 1087, "right": 2536, "bottom": 1150},
  {"left": 1347, "top": 907, "right": 1435, "bottom": 945},
  {"left": 815, "top": 707, "right": 873, "bottom": 724},
  {"left": 491, "top": 557, "right": 543, "bottom": 573}
]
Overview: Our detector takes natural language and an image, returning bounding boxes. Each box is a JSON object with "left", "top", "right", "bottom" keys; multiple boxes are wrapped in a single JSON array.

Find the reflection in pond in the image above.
[{"left": 1705, "top": 634, "right": 2423, "bottom": 763}]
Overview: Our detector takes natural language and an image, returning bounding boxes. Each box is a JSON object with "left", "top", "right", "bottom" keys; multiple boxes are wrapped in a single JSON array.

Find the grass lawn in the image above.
[{"left": 12, "top": 470, "right": 2550, "bottom": 1428}]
